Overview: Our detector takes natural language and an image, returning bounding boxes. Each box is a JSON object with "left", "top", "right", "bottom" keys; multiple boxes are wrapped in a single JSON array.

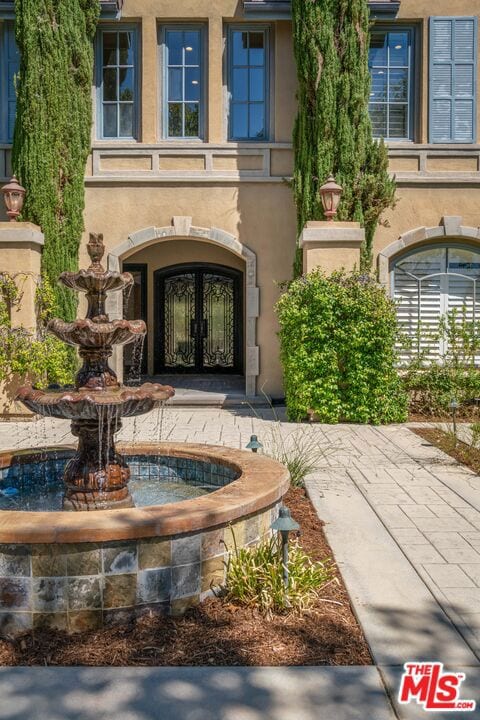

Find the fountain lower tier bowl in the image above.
[
  {"left": 16, "top": 382, "right": 174, "bottom": 420},
  {"left": 59, "top": 269, "right": 134, "bottom": 294},
  {"left": 48, "top": 318, "right": 146, "bottom": 348},
  {"left": 0, "top": 444, "right": 289, "bottom": 636}
]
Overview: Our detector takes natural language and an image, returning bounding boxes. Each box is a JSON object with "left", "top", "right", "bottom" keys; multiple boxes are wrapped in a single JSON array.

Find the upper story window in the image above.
[
  {"left": 0, "top": 22, "right": 19, "bottom": 144},
  {"left": 429, "top": 17, "right": 477, "bottom": 143},
  {"left": 97, "top": 27, "right": 138, "bottom": 140},
  {"left": 228, "top": 27, "right": 269, "bottom": 141},
  {"left": 369, "top": 28, "right": 414, "bottom": 141},
  {"left": 164, "top": 28, "right": 203, "bottom": 139}
]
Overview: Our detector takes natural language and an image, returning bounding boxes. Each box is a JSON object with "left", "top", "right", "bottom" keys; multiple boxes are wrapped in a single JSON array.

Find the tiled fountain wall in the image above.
[{"left": 0, "top": 503, "right": 281, "bottom": 636}]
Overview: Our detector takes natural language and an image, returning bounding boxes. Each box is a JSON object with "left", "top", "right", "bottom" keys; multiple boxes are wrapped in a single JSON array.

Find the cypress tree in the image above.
[
  {"left": 292, "top": 0, "right": 396, "bottom": 272},
  {"left": 12, "top": 0, "right": 100, "bottom": 320}
]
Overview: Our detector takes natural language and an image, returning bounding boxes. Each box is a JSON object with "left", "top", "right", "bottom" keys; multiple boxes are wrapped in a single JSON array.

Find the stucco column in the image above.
[
  {"left": 0, "top": 222, "right": 44, "bottom": 418},
  {"left": 299, "top": 221, "right": 365, "bottom": 275},
  {"left": 0, "top": 222, "right": 44, "bottom": 330},
  {"left": 208, "top": 17, "right": 224, "bottom": 143},
  {"left": 141, "top": 16, "right": 158, "bottom": 144}
]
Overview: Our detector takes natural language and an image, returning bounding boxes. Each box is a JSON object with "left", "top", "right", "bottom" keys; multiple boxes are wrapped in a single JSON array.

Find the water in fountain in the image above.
[{"left": 16, "top": 233, "right": 175, "bottom": 511}]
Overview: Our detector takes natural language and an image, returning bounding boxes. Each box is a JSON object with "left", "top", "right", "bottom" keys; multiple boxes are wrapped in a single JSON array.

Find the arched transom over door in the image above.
[
  {"left": 391, "top": 243, "right": 480, "bottom": 360},
  {"left": 154, "top": 263, "right": 243, "bottom": 374}
]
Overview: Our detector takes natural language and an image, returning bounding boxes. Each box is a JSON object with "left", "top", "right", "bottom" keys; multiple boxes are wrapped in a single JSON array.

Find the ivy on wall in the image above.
[
  {"left": 12, "top": 0, "right": 100, "bottom": 321},
  {"left": 291, "top": 0, "right": 396, "bottom": 272}
]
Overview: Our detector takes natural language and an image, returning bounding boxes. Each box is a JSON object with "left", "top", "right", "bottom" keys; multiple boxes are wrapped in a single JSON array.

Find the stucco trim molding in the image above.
[
  {"left": 378, "top": 215, "right": 480, "bottom": 287},
  {"left": 106, "top": 218, "right": 259, "bottom": 397}
]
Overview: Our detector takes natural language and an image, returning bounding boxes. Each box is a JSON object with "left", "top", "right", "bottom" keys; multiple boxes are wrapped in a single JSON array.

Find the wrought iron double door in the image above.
[{"left": 155, "top": 264, "right": 243, "bottom": 374}]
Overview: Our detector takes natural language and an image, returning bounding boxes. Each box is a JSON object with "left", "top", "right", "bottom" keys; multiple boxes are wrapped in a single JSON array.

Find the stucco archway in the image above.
[
  {"left": 378, "top": 215, "right": 480, "bottom": 287},
  {"left": 106, "top": 217, "right": 259, "bottom": 397}
]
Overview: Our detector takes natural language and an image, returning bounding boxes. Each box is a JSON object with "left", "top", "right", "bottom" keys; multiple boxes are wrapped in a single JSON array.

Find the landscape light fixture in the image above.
[
  {"left": 449, "top": 398, "right": 459, "bottom": 437},
  {"left": 320, "top": 175, "right": 343, "bottom": 222},
  {"left": 271, "top": 506, "right": 300, "bottom": 591},
  {"left": 1, "top": 176, "right": 26, "bottom": 222},
  {"left": 246, "top": 434, "right": 263, "bottom": 453}
]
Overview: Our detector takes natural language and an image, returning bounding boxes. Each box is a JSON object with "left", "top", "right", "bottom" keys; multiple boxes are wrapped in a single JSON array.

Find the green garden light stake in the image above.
[
  {"left": 246, "top": 435, "right": 263, "bottom": 453},
  {"left": 271, "top": 506, "right": 300, "bottom": 600}
]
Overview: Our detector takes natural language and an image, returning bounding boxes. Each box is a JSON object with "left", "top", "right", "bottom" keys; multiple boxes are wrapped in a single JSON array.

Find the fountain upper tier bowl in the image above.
[
  {"left": 59, "top": 268, "right": 134, "bottom": 294},
  {"left": 16, "top": 383, "right": 174, "bottom": 420},
  {"left": 48, "top": 317, "right": 147, "bottom": 348}
]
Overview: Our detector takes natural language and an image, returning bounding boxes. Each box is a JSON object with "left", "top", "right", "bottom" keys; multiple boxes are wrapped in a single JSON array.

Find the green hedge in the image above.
[{"left": 276, "top": 270, "right": 408, "bottom": 424}]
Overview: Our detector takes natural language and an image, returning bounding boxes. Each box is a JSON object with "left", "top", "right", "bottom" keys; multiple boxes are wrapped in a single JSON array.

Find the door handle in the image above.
[
  {"left": 190, "top": 319, "right": 198, "bottom": 338},
  {"left": 202, "top": 319, "right": 208, "bottom": 338}
]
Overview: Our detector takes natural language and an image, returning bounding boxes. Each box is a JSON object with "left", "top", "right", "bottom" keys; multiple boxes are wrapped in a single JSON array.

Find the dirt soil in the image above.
[
  {"left": 414, "top": 426, "right": 480, "bottom": 476},
  {"left": 0, "top": 487, "right": 372, "bottom": 667}
]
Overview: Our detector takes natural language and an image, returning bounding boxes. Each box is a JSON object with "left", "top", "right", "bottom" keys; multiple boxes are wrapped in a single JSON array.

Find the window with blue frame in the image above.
[
  {"left": 368, "top": 28, "right": 414, "bottom": 141},
  {"left": 164, "top": 29, "right": 203, "bottom": 139},
  {"left": 97, "top": 28, "right": 137, "bottom": 139},
  {"left": 0, "top": 22, "right": 19, "bottom": 144},
  {"left": 228, "top": 28, "right": 269, "bottom": 141}
]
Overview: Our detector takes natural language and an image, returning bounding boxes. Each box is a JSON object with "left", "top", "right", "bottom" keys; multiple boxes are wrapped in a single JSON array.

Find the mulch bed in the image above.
[
  {"left": 0, "top": 487, "right": 372, "bottom": 667},
  {"left": 414, "top": 426, "right": 480, "bottom": 476}
]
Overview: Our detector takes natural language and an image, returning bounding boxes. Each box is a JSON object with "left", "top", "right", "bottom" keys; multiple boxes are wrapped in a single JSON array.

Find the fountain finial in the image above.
[{"left": 87, "top": 233, "right": 105, "bottom": 273}]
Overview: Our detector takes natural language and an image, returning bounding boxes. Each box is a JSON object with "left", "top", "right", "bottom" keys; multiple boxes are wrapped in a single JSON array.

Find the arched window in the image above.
[{"left": 391, "top": 244, "right": 480, "bottom": 360}]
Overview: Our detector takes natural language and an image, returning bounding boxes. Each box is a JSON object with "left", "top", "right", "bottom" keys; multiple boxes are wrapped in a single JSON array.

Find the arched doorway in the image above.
[
  {"left": 106, "top": 218, "right": 259, "bottom": 396},
  {"left": 154, "top": 263, "right": 243, "bottom": 374}
]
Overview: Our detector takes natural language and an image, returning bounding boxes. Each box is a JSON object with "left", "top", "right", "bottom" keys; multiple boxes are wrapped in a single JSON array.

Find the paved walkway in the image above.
[{"left": 2, "top": 409, "right": 480, "bottom": 718}]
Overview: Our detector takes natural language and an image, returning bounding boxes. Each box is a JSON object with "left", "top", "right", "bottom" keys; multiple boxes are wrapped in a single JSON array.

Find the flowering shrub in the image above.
[
  {"left": 0, "top": 273, "right": 73, "bottom": 386},
  {"left": 276, "top": 270, "right": 408, "bottom": 424}
]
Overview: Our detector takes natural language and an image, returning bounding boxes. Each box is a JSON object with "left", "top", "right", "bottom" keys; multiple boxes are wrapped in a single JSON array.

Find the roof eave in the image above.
[
  {"left": 0, "top": 1, "right": 123, "bottom": 21},
  {"left": 242, "top": 0, "right": 401, "bottom": 19},
  {"left": 369, "top": 1, "right": 401, "bottom": 18},
  {"left": 243, "top": 1, "right": 291, "bottom": 19}
]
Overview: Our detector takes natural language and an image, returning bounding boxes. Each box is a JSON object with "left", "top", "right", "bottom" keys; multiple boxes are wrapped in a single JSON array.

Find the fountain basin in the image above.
[{"left": 0, "top": 444, "right": 289, "bottom": 637}]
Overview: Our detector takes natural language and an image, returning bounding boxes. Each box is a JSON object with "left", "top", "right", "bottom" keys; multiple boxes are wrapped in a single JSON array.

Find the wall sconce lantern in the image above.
[
  {"left": 1, "top": 177, "right": 26, "bottom": 222},
  {"left": 271, "top": 506, "right": 300, "bottom": 592},
  {"left": 246, "top": 434, "right": 263, "bottom": 453},
  {"left": 320, "top": 175, "right": 343, "bottom": 222}
]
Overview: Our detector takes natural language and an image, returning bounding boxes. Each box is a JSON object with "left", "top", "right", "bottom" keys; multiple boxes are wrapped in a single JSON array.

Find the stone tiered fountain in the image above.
[{"left": 16, "top": 233, "right": 174, "bottom": 511}]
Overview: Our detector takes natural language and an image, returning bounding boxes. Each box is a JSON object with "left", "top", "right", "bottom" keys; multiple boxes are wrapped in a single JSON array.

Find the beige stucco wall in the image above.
[
  {"left": 0, "top": 223, "right": 43, "bottom": 418},
  {"left": 101, "top": 1, "right": 297, "bottom": 145},
  {"left": 374, "top": 187, "right": 480, "bottom": 261},
  {"left": 77, "top": 0, "right": 480, "bottom": 398},
  {"left": 83, "top": 183, "right": 296, "bottom": 396}
]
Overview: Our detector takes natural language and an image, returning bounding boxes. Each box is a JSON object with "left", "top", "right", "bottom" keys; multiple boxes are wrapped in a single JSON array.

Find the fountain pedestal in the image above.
[{"left": 63, "top": 418, "right": 132, "bottom": 510}]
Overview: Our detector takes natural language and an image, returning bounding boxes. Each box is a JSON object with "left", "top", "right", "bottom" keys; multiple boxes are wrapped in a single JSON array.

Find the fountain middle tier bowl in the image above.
[
  {"left": 59, "top": 269, "right": 134, "bottom": 294},
  {"left": 16, "top": 382, "right": 175, "bottom": 420},
  {"left": 48, "top": 318, "right": 146, "bottom": 348}
]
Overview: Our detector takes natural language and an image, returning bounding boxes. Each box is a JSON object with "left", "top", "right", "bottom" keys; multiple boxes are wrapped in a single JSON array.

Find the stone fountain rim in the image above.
[{"left": 0, "top": 443, "right": 290, "bottom": 544}]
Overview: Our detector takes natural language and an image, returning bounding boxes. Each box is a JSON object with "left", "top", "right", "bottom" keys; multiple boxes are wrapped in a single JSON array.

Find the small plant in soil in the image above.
[
  {"left": 225, "top": 533, "right": 336, "bottom": 614},
  {"left": 265, "top": 426, "right": 330, "bottom": 488}
]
